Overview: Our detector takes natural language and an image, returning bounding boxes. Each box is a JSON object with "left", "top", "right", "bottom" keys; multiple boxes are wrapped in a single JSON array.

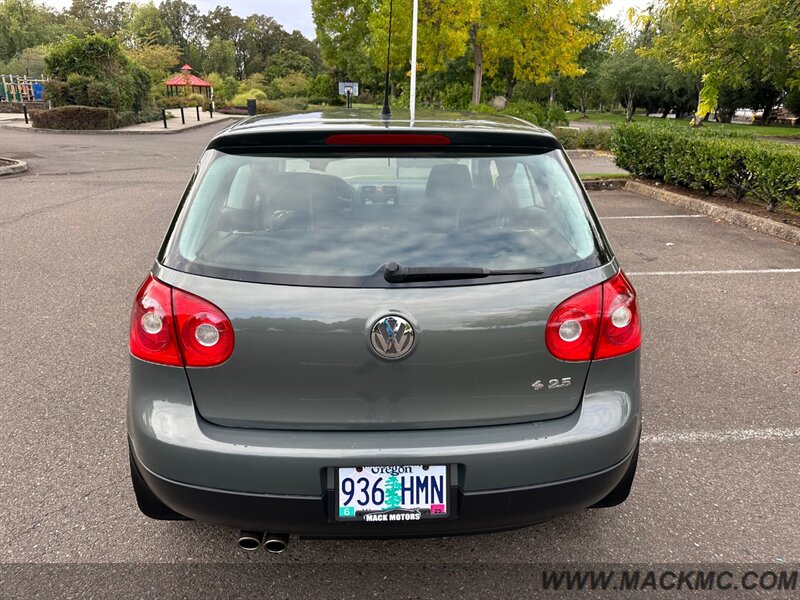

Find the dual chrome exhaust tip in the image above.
[{"left": 238, "top": 531, "right": 289, "bottom": 553}]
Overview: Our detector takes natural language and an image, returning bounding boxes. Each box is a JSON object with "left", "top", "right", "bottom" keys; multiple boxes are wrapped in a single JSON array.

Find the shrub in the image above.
[
  {"left": 87, "top": 79, "right": 122, "bottom": 111},
  {"left": 307, "top": 74, "right": 337, "bottom": 104},
  {"left": 612, "top": 123, "right": 800, "bottom": 211},
  {"left": 554, "top": 127, "right": 613, "bottom": 150},
  {"left": 268, "top": 72, "right": 310, "bottom": 99},
  {"left": 44, "top": 33, "right": 152, "bottom": 113},
  {"left": 230, "top": 88, "right": 268, "bottom": 106},
  {"left": 472, "top": 100, "right": 568, "bottom": 130},
  {"left": 30, "top": 106, "right": 118, "bottom": 130},
  {"left": 438, "top": 82, "right": 472, "bottom": 111},
  {"left": 30, "top": 105, "right": 164, "bottom": 130}
]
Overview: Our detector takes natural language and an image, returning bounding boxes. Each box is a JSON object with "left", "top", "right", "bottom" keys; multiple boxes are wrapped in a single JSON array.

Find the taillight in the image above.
[
  {"left": 129, "top": 275, "right": 182, "bottom": 366},
  {"left": 129, "top": 274, "right": 234, "bottom": 368},
  {"left": 595, "top": 271, "right": 641, "bottom": 359},
  {"left": 546, "top": 271, "right": 640, "bottom": 362},
  {"left": 173, "top": 288, "right": 234, "bottom": 367}
]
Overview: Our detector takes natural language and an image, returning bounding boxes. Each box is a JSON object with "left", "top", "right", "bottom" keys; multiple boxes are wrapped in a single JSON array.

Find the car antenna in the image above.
[{"left": 380, "top": 0, "right": 394, "bottom": 120}]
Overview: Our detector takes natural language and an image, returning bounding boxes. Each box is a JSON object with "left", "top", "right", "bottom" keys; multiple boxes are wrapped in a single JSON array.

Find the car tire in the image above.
[
  {"left": 590, "top": 442, "right": 639, "bottom": 508},
  {"left": 129, "top": 448, "right": 189, "bottom": 521}
]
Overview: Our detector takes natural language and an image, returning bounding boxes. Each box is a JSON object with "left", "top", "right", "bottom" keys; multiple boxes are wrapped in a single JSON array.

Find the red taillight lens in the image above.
[
  {"left": 129, "top": 275, "right": 234, "bottom": 368},
  {"left": 129, "top": 275, "right": 182, "bottom": 367},
  {"left": 545, "top": 283, "right": 602, "bottom": 361},
  {"left": 173, "top": 288, "right": 234, "bottom": 367},
  {"left": 595, "top": 271, "right": 641, "bottom": 360},
  {"left": 546, "top": 271, "right": 641, "bottom": 362}
]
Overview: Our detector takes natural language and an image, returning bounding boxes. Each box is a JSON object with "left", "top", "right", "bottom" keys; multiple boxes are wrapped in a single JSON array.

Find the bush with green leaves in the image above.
[
  {"left": 31, "top": 106, "right": 117, "bottom": 129},
  {"left": 612, "top": 123, "right": 800, "bottom": 212},
  {"left": 230, "top": 88, "right": 268, "bottom": 106},
  {"left": 44, "top": 33, "right": 152, "bottom": 113},
  {"left": 30, "top": 105, "right": 164, "bottom": 130},
  {"left": 473, "top": 100, "right": 568, "bottom": 130},
  {"left": 553, "top": 127, "right": 613, "bottom": 150},
  {"left": 307, "top": 74, "right": 338, "bottom": 104}
]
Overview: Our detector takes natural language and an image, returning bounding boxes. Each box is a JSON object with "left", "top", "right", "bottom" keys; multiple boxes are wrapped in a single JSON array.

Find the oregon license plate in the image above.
[{"left": 336, "top": 465, "right": 449, "bottom": 522}]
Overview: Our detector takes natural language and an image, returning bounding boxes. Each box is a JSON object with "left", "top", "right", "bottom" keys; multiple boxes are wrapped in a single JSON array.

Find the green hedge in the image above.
[
  {"left": 30, "top": 106, "right": 162, "bottom": 130},
  {"left": 474, "top": 101, "right": 569, "bottom": 130},
  {"left": 612, "top": 123, "right": 800, "bottom": 211},
  {"left": 553, "top": 127, "right": 613, "bottom": 150}
]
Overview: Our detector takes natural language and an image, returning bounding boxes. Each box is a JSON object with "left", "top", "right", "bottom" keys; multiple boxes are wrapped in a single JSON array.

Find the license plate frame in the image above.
[{"left": 334, "top": 465, "right": 450, "bottom": 522}]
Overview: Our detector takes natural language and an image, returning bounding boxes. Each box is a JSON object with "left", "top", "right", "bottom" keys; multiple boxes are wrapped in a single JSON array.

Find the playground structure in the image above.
[{"left": 0, "top": 75, "right": 46, "bottom": 103}]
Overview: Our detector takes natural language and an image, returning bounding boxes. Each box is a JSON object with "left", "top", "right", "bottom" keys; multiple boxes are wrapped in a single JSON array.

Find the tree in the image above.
[
  {"left": 567, "top": 15, "right": 616, "bottom": 117},
  {"left": 312, "top": 0, "right": 381, "bottom": 84},
  {"left": 264, "top": 49, "right": 313, "bottom": 81},
  {"left": 205, "top": 35, "right": 236, "bottom": 77},
  {"left": 125, "top": 43, "right": 180, "bottom": 85},
  {"left": 599, "top": 46, "right": 657, "bottom": 121},
  {"left": 201, "top": 6, "right": 245, "bottom": 77},
  {"left": 67, "top": 0, "right": 115, "bottom": 34},
  {"left": 158, "top": 0, "right": 200, "bottom": 60},
  {"left": 119, "top": 1, "right": 172, "bottom": 49},
  {"left": 653, "top": 0, "right": 800, "bottom": 126},
  {"left": 367, "top": 0, "right": 606, "bottom": 106},
  {"left": 0, "top": 0, "right": 58, "bottom": 61}
]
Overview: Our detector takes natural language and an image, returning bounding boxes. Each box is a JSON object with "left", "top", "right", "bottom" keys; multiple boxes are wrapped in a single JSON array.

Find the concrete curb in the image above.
[
  {"left": 582, "top": 178, "right": 629, "bottom": 191},
  {"left": 625, "top": 180, "right": 800, "bottom": 246},
  {"left": 0, "top": 157, "right": 28, "bottom": 176},
  {"left": 0, "top": 115, "right": 238, "bottom": 135}
]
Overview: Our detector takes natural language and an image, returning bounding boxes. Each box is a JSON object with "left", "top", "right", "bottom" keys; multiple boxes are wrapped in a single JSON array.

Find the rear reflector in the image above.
[{"left": 325, "top": 134, "right": 451, "bottom": 145}]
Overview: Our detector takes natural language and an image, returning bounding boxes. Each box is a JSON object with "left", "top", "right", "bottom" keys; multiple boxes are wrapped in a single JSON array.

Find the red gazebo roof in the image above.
[{"left": 164, "top": 65, "right": 212, "bottom": 88}]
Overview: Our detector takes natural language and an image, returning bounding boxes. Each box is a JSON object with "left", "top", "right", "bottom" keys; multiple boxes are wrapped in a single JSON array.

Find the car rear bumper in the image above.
[{"left": 130, "top": 441, "right": 637, "bottom": 536}]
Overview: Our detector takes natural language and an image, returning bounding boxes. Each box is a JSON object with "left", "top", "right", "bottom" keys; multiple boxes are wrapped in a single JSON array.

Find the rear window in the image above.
[{"left": 161, "top": 150, "right": 604, "bottom": 287}]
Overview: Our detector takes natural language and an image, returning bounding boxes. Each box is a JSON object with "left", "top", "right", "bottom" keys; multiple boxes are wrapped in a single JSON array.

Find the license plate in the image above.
[{"left": 336, "top": 465, "right": 449, "bottom": 522}]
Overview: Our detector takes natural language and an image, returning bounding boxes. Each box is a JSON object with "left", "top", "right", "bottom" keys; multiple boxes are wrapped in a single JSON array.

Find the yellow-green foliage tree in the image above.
[
  {"left": 653, "top": 0, "right": 800, "bottom": 126},
  {"left": 368, "top": 0, "right": 606, "bottom": 105}
]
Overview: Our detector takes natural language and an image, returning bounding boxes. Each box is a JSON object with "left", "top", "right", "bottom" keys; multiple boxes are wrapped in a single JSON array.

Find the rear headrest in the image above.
[
  {"left": 270, "top": 172, "right": 353, "bottom": 211},
  {"left": 425, "top": 164, "right": 473, "bottom": 202}
]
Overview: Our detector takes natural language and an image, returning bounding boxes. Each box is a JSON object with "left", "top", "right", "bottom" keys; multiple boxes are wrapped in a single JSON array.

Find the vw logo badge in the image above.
[{"left": 370, "top": 315, "right": 415, "bottom": 360}]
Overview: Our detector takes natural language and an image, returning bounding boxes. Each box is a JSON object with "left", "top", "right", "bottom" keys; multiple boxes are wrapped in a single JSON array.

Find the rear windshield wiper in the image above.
[{"left": 383, "top": 262, "right": 545, "bottom": 283}]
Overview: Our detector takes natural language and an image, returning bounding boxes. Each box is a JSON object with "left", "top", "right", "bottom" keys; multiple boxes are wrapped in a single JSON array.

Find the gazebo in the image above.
[{"left": 164, "top": 64, "right": 213, "bottom": 98}]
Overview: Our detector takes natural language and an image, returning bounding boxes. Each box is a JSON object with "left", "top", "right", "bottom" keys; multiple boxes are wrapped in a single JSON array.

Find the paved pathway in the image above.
[{"left": 0, "top": 108, "right": 238, "bottom": 133}]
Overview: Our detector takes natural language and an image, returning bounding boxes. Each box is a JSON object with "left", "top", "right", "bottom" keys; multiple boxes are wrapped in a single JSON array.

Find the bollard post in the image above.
[
  {"left": 162, "top": 108, "right": 167, "bottom": 129},
  {"left": 180, "top": 106, "right": 185, "bottom": 125},
  {"left": 23, "top": 105, "right": 28, "bottom": 124},
  {"left": 209, "top": 103, "right": 214, "bottom": 118},
  {"left": 196, "top": 105, "right": 200, "bottom": 121}
]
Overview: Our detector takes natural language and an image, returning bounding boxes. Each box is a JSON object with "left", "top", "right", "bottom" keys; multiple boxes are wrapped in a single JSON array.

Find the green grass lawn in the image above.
[{"left": 570, "top": 111, "right": 800, "bottom": 139}]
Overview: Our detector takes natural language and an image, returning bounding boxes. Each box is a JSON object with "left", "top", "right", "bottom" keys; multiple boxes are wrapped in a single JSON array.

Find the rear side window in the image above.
[{"left": 162, "top": 150, "right": 603, "bottom": 286}]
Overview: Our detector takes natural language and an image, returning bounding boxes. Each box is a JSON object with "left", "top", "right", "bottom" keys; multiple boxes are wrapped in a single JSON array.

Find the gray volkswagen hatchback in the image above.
[{"left": 128, "top": 111, "right": 641, "bottom": 551}]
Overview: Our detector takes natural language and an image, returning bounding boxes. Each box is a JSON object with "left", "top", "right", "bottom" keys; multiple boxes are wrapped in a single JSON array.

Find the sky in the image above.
[{"left": 42, "top": 0, "right": 651, "bottom": 41}]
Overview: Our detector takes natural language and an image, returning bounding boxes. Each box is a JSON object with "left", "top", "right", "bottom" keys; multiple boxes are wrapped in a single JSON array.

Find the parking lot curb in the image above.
[
  {"left": 0, "top": 157, "right": 28, "bottom": 176},
  {"left": 582, "top": 178, "right": 628, "bottom": 191},
  {"left": 625, "top": 180, "right": 800, "bottom": 246},
  {"left": 0, "top": 115, "right": 238, "bottom": 135}
]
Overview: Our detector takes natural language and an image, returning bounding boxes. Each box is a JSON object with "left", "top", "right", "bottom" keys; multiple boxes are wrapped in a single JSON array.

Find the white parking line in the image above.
[
  {"left": 628, "top": 268, "right": 800, "bottom": 276},
  {"left": 601, "top": 215, "right": 703, "bottom": 220},
  {"left": 643, "top": 428, "right": 800, "bottom": 444}
]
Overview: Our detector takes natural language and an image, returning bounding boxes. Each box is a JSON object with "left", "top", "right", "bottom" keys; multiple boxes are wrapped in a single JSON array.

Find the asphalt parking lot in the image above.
[{"left": 1, "top": 124, "right": 799, "bottom": 595}]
